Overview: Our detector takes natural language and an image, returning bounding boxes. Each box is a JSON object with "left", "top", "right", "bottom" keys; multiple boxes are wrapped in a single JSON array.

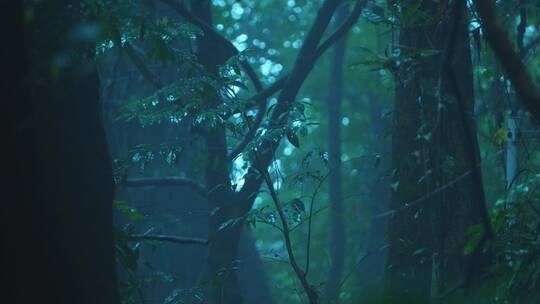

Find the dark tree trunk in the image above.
[
  {"left": 385, "top": 1, "right": 490, "bottom": 302},
  {"left": 189, "top": 2, "right": 260, "bottom": 303},
  {"left": 9, "top": 1, "right": 119, "bottom": 303},
  {"left": 385, "top": 3, "right": 438, "bottom": 301},
  {"left": 356, "top": 93, "right": 391, "bottom": 299},
  {"left": 325, "top": 4, "right": 348, "bottom": 301}
]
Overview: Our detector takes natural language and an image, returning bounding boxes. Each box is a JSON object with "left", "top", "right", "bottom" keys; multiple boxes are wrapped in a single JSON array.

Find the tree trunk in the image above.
[
  {"left": 385, "top": 1, "right": 490, "bottom": 302},
  {"left": 325, "top": 4, "right": 348, "bottom": 301},
  {"left": 10, "top": 1, "right": 119, "bottom": 303},
  {"left": 356, "top": 93, "right": 391, "bottom": 299},
  {"left": 189, "top": 2, "right": 255, "bottom": 303}
]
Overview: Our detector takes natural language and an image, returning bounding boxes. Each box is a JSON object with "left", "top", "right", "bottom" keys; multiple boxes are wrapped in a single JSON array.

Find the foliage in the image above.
[
  {"left": 487, "top": 174, "right": 540, "bottom": 302},
  {"left": 91, "top": 0, "right": 540, "bottom": 303}
]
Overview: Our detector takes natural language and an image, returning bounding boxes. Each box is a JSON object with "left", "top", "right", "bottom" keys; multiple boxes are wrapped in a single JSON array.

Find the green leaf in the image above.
[
  {"left": 290, "top": 198, "right": 305, "bottom": 213},
  {"left": 413, "top": 248, "right": 427, "bottom": 256},
  {"left": 286, "top": 128, "right": 300, "bottom": 148},
  {"left": 463, "top": 235, "right": 481, "bottom": 256},
  {"left": 402, "top": 0, "right": 422, "bottom": 25},
  {"left": 113, "top": 200, "right": 143, "bottom": 221},
  {"left": 463, "top": 224, "right": 485, "bottom": 256}
]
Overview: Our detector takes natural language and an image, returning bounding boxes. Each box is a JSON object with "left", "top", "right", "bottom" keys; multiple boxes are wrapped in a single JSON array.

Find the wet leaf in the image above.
[{"left": 286, "top": 128, "right": 300, "bottom": 148}]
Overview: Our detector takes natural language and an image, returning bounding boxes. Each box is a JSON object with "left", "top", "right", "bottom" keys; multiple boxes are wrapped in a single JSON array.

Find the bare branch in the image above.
[
  {"left": 124, "top": 176, "right": 207, "bottom": 197},
  {"left": 305, "top": 175, "right": 328, "bottom": 277},
  {"left": 233, "top": 76, "right": 288, "bottom": 113},
  {"left": 473, "top": 0, "right": 540, "bottom": 123},
  {"left": 129, "top": 234, "right": 208, "bottom": 245},
  {"left": 258, "top": 161, "right": 318, "bottom": 304}
]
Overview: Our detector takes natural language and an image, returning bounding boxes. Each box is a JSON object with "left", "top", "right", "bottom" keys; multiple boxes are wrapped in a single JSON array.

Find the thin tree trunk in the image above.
[
  {"left": 189, "top": 2, "right": 251, "bottom": 303},
  {"left": 325, "top": 4, "right": 348, "bottom": 301},
  {"left": 357, "top": 93, "right": 391, "bottom": 299}
]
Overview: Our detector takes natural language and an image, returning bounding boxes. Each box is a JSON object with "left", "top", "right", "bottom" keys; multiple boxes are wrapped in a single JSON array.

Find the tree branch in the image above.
[
  {"left": 314, "top": 0, "right": 364, "bottom": 61},
  {"left": 232, "top": 76, "right": 288, "bottom": 115},
  {"left": 258, "top": 161, "right": 318, "bottom": 304},
  {"left": 305, "top": 175, "right": 327, "bottom": 277},
  {"left": 473, "top": 0, "right": 540, "bottom": 123},
  {"left": 159, "top": 0, "right": 263, "bottom": 93},
  {"left": 160, "top": 0, "right": 271, "bottom": 160},
  {"left": 129, "top": 234, "right": 208, "bottom": 245},
  {"left": 242, "top": 0, "right": 363, "bottom": 109},
  {"left": 124, "top": 176, "right": 207, "bottom": 197},
  {"left": 227, "top": 61, "right": 267, "bottom": 161},
  {"left": 122, "top": 41, "right": 164, "bottom": 89},
  {"left": 159, "top": 0, "right": 237, "bottom": 56},
  {"left": 227, "top": 1, "right": 364, "bottom": 161},
  {"left": 240, "top": 0, "right": 362, "bottom": 202}
]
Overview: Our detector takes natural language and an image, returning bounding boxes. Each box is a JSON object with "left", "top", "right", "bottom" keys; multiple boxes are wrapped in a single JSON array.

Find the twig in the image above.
[
  {"left": 258, "top": 162, "right": 318, "bottom": 304},
  {"left": 373, "top": 149, "right": 504, "bottom": 219},
  {"left": 124, "top": 176, "right": 207, "bottom": 198},
  {"left": 128, "top": 234, "right": 208, "bottom": 245},
  {"left": 337, "top": 252, "right": 370, "bottom": 290},
  {"left": 305, "top": 174, "right": 328, "bottom": 276}
]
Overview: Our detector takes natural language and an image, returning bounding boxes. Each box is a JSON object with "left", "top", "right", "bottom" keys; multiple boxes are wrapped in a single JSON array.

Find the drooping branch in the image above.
[
  {"left": 473, "top": 0, "right": 540, "bottom": 123},
  {"left": 128, "top": 234, "right": 208, "bottom": 245},
  {"left": 124, "top": 176, "right": 207, "bottom": 197}
]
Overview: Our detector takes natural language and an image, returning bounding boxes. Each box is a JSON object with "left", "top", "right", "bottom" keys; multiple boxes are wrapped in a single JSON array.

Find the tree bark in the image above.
[
  {"left": 325, "top": 4, "right": 348, "bottom": 301},
  {"left": 189, "top": 2, "right": 255, "bottom": 303},
  {"left": 10, "top": 1, "right": 119, "bottom": 303},
  {"left": 385, "top": 1, "right": 490, "bottom": 302}
]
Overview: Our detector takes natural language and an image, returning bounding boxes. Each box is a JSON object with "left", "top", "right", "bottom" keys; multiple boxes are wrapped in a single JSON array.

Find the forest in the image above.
[{"left": 7, "top": 0, "right": 540, "bottom": 303}]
